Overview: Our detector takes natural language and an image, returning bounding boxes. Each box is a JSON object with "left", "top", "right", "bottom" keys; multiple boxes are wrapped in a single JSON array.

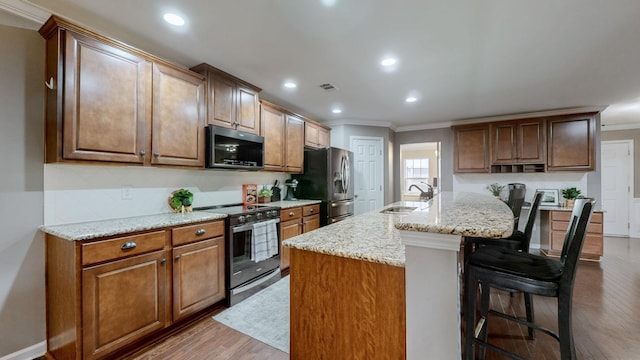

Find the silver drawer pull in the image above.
[
  {"left": 195, "top": 228, "right": 206, "bottom": 236},
  {"left": 121, "top": 241, "right": 137, "bottom": 250},
  {"left": 309, "top": 208, "right": 314, "bottom": 212},
  {"left": 289, "top": 212, "right": 295, "bottom": 216}
]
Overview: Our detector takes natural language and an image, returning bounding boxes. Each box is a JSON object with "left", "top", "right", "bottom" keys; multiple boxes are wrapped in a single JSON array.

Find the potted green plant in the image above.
[
  {"left": 486, "top": 183, "right": 505, "bottom": 199},
  {"left": 560, "top": 187, "right": 581, "bottom": 208},
  {"left": 258, "top": 187, "right": 273, "bottom": 203},
  {"left": 169, "top": 188, "right": 193, "bottom": 213}
]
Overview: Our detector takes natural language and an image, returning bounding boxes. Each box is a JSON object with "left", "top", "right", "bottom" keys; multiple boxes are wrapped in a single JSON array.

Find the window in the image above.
[{"left": 405, "top": 158, "right": 429, "bottom": 194}]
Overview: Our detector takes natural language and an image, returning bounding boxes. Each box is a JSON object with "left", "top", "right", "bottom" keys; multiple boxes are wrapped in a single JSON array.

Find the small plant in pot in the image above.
[
  {"left": 258, "top": 187, "right": 273, "bottom": 203},
  {"left": 169, "top": 188, "right": 194, "bottom": 213},
  {"left": 560, "top": 187, "right": 581, "bottom": 208},
  {"left": 487, "top": 183, "right": 505, "bottom": 199}
]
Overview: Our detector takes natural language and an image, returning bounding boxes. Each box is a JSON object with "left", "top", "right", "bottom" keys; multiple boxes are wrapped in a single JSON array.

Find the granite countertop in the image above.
[
  {"left": 394, "top": 192, "right": 514, "bottom": 238},
  {"left": 40, "top": 212, "right": 227, "bottom": 241},
  {"left": 267, "top": 199, "right": 322, "bottom": 209},
  {"left": 283, "top": 192, "right": 514, "bottom": 268}
]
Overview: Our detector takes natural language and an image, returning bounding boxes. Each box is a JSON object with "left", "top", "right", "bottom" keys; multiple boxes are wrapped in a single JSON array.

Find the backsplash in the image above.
[
  {"left": 44, "top": 164, "right": 290, "bottom": 225},
  {"left": 453, "top": 172, "right": 589, "bottom": 203}
]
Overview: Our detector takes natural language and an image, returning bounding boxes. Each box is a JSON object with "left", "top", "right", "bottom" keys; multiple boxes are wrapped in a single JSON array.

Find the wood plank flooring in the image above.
[{"left": 129, "top": 236, "right": 639, "bottom": 360}]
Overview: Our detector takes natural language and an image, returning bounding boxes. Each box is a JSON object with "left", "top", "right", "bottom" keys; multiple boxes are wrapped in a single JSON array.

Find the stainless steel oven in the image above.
[{"left": 198, "top": 204, "right": 281, "bottom": 306}]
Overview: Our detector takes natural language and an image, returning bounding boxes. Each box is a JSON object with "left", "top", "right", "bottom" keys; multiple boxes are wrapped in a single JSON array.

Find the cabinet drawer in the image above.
[
  {"left": 551, "top": 231, "right": 602, "bottom": 256},
  {"left": 172, "top": 221, "right": 224, "bottom": 246},
  {"left": 551, "top": 210, "right": 602, "bottom": 223},
  {"left": 82, "top": 231, "right": 167, "bottom": 266},
  {"left": 302, "top": 204, "right": 320, "bottom": 217},
  {"left": 281, "top": 207, "right": 302, "bottom": 220},
  {"left": 551, "top": 220, "right": 602, "bottom": 234}
]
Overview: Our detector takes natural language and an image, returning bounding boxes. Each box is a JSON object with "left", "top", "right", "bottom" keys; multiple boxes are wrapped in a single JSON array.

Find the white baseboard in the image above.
[{"left": 0, "top": 342, "right": 45, "bottom": 360}]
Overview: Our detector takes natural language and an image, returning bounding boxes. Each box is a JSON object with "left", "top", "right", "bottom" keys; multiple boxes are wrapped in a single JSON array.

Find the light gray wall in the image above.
[
  {"left": 394, "top": 127, "right": 454, "bottom": 201},
  {"left": 601, "top": 128, "right": 640, "bottom": 197},
  {"left": 0, "top": 22, "right": 46, "bottom": 356},
  {"left": 330, "top": 124, "right": 395, "bottom": 205}
]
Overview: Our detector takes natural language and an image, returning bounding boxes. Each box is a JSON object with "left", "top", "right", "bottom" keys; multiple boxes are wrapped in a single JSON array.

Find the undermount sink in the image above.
[{"left": 380, "top": 206, "right": 418, "bottom": 214}]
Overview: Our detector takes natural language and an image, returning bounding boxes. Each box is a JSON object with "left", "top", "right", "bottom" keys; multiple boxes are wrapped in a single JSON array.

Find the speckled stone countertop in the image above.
[
  {"left": 283, "top": 192, "right": 514, "bottom": 267},
  {"left": 267, "top": 199, "right": 322, "bottom": 209},
  {"left": 395, "top": 192, "right": 514, "bottom": 238},
  {"left": 40, "top": 212, "right": 227, "bottom": 241}
]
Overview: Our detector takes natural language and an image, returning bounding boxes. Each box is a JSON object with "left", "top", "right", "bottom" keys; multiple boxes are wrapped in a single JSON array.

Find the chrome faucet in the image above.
[{"left": 408, "top": 182, "right": 434, "bottom": 201}]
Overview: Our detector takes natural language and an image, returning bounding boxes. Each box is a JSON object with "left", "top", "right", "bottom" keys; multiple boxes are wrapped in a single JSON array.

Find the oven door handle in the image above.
[{"left": 231, "top": 218, "right": 280, "bottom": 233}]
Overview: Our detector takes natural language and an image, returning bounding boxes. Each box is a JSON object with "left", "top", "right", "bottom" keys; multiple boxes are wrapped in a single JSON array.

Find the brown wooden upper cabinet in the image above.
[
  {"left": 490, "top": 118, "right": 545, "bottom": 165},
  {"left": 39, "top": 16, "right": 206, "bottom": 167},
  {"left": 546, "top": 113, "right": 597, "bottom": 171},
  {"left": 190, "top": 63, "right": 261, "bottom": 135},
  {"left": 260, "top": 101, "right": 304, "bottom": 173},
  {"left": 453, "top": 123, "right": 490, "bottom": 173},
  {"left": 305, "top": 121, "right": 331, "bottom": 149}
]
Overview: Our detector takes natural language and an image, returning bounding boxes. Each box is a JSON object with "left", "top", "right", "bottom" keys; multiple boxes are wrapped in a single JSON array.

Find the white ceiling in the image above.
[{"left": 5, "top": 0, "right": 640, "bottom": 130}]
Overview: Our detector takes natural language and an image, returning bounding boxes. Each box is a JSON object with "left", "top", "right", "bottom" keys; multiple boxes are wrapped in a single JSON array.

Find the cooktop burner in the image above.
[{"left": 195, "top": 203, "right": 280, "bottom": 225}]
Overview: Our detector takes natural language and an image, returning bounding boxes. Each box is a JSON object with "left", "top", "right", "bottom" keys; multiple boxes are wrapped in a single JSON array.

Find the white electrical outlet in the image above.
[{"left": 121, "top": 187, "right": 133, "bottom": 200}]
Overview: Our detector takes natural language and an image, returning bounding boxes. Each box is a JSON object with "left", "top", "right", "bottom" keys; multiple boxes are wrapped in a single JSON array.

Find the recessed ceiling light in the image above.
[
  {"left": 381, "top": 57, "right": 397, "bottom": 67},
  {"left": 332, "top": 108, "right": 342, "bottom": 114},
  {"left": 163, "top": 13, "right": 185, "bottom": 26},
  {"left": 405, "top": 96, "right": 417, "bottom": 103},
  {"left": 283, "top": 82, "right": 297, "bottom": 89}
]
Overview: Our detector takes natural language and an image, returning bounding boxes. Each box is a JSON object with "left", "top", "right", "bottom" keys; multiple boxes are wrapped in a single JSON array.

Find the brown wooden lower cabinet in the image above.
[
  {"left": 280, "top": 204, "right": 320, "bottom": 270},
  {"left": 45, "top": 220, "right": 225, "bottom": 360},
  {"left": 289, "top": 248, "right": 406, "bottom": 359},
  {"left": 540, "top": 209, "right": 603, "bottom": 261}
]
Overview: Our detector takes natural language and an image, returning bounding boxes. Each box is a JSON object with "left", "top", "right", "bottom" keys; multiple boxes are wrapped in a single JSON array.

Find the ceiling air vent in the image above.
[{"left": 319, "top": 83, "right": 338, "bottom": 91}]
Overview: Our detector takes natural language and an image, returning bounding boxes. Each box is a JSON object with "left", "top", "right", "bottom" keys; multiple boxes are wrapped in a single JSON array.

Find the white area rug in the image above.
[{"left": 213, "top": 276, "right": 289, "bottom": 353}]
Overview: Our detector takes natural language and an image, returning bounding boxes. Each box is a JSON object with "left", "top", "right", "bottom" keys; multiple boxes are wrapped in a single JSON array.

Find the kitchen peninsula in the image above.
[{"left": 283, "top": 192, "right": 514, "bottom": 359}]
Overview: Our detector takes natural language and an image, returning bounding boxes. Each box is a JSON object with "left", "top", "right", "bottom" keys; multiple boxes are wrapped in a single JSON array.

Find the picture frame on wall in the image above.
[{"left": 537, "top": 189, "right": 559, "bottom": 206}]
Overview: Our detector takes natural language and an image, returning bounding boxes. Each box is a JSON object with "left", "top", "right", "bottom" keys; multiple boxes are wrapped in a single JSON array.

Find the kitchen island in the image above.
[{"left": 283, "top": 192, "right": 514, "bottom": 359}]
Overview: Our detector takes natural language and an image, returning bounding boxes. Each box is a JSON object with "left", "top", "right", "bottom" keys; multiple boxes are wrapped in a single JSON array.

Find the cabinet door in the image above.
[
  {"left": 285, "top": 114, "right": 305, "bottom": 173},
  {"left": 236, "top": 84, "right": 260, "bottom": 134},
  {"left": 211, "top": 74, "right": 236, "bottom": 128},
  {"left": 547, "top": 114, "right": 596, "bottom": 171},
  {"left": 302, "top": 215, "right": 320, "bottom": 233},
  {"left": 173, "top": 237, "right": 225, "bottom": 321},
  {"left": 318, "top": 127, "right": 331, "bottom": 147},
  {"left": 280, "top": 217, "right": 302, "bottom": 269},
  {"left": 453, "top": 124, "right": 489, "bottom": 173},
  {"left": 261, "top": 103, "right": 285, "bottom": 171},
  {"left": 151, "top": 63, "right": 205, "bottom": 167},
  {"left": 305, "top": 122, "right": 319, "bottom": 148},
  {"left": 82, "top": 250, "right": 168, "bottom": 360},
  {"left": 490, "top": 121, "right": 517, "bottom": 164},
  {"left": 62, "top": 30, "right": 150, "bottom": 164},
  {"left": 517, "top": 119, "right": 545, "bottom": 163}
]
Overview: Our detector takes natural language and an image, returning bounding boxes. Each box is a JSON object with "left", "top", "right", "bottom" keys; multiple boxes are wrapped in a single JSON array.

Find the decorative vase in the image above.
[{"left": 258, "top": 196, "right": 271, "bottom": 203}]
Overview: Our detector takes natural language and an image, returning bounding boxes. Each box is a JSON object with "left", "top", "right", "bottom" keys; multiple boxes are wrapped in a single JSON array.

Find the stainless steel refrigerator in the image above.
[{"left": 293, "top": 147, "right": 354, "bottom": 225}]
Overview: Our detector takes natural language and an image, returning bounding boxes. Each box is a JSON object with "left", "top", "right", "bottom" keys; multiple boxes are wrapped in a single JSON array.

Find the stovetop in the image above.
[{"left": 195, "top": 203, "right": 280, "bottom": 225}]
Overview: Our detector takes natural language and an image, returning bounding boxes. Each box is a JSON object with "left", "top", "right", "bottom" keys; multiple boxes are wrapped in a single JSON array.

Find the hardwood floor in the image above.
[
  {"left": 469, "top": 236, "right": 640, "bottom": 359},
  {"left": 128, "top": 236, "right": 639, "bottom": 360}
]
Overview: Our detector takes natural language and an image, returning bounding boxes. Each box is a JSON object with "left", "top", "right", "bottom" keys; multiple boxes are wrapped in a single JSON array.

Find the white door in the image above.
[
  {"left": 351, "top": 137, "right": 384, "bottom": 215},
  {"left": 601, "top": 140, "right": 632, "bottom": 236}
]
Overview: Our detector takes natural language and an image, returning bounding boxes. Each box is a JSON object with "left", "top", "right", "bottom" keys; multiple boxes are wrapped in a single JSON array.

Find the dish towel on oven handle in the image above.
[{"left": 251, "top": 219, "right": 279, "bottom": 262}]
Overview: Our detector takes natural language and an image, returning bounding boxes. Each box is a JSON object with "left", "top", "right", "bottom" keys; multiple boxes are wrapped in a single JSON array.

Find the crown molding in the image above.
[
  {"left": 322, "top": 118, "right": 397, "bottom": 131},
  {"left": 601, "top": 122, "right": 640, "bottom": 131},
  {"left": 449, "top": 106, "right": 608, "bottom": 126},
  {"left": 0, "top": 0, "right": 50, "bottom": 24}
]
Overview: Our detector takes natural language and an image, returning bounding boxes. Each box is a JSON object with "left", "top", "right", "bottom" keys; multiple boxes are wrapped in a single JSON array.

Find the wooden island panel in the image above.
[{"left": 289, "top": 248, "right": 405, "bottom": 359}]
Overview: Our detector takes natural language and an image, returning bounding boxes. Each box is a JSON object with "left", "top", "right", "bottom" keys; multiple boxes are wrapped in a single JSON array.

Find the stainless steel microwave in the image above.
[{"left": 205, "top": 125, "right": 264, "bottom": 170}]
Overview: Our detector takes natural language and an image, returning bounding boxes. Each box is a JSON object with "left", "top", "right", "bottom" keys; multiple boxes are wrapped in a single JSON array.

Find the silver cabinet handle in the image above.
[
  {"left": 139, "top": 150, "right": 146, "bottom": 156},
  {"left": 195, "top": 228, "right": 206, "bottom": 236},
  {"left": 154, "top": 152, "right": 160, "bottom": 157},
  {"left": 175, "top": 255, "right": 181, "bottom": 261},
  {"left": 160, "top": 258, "right": 166, "bottom": 265},
  {"left": 45, "top": 77, "right": 55, "bottom": 90},
  {"left": 309, "top": 208, "right": 314, "bottom": 213},
  {"left": 289, "top": 211, "right": 295, "bottom": 216},
  {"left": 121, "top": 241, "right": 137, "bottom": 250}
]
